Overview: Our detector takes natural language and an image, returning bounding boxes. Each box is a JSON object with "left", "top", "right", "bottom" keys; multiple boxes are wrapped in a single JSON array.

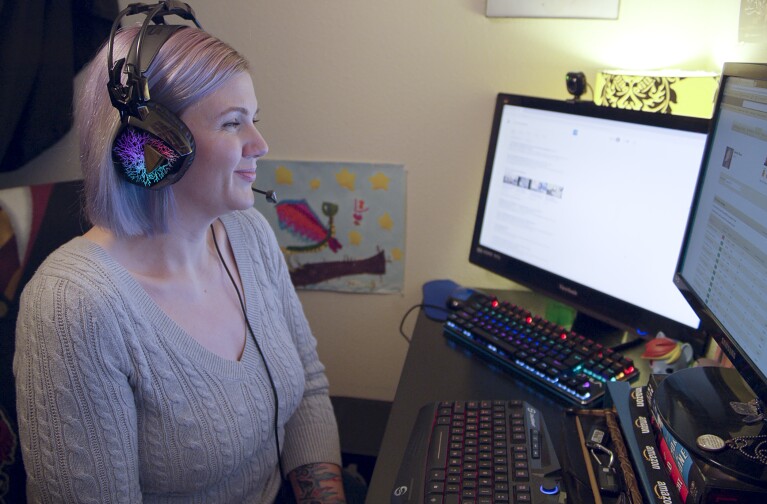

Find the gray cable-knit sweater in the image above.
[{"left": 13, "top": 208, "right": 341, "bottom": 503}]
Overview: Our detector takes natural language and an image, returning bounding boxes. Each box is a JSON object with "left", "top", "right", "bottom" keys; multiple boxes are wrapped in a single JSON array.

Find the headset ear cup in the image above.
[{"left": 111, "top": 102, "right": 195, "bottom": 189}]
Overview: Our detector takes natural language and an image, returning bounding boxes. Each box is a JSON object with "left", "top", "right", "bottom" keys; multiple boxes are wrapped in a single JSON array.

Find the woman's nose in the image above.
[{"left": 245, "top": 127, "right": 268, "bottom": 159}]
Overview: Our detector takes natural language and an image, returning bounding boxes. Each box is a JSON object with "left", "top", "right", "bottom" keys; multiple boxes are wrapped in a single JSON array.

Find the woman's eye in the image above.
[{"left": 223, "top": 120, "right": 241, "bottom": 129}]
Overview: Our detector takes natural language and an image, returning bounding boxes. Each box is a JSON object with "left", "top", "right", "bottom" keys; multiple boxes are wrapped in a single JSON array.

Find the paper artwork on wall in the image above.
[
  {"left": 739, "top": 0, "right": 767, "bottom": 42},
  {"left": 253, "top": 160, "right": 406, "bottom": 294},
  {"left": 486, "top": 0, "right": 619, "bottom": 19}
]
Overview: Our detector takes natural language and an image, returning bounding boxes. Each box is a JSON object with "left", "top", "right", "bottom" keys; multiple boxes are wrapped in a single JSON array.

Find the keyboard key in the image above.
[
  {"left": 427, "top": 481, "right": 444, "bottom": 493},
  {"left": 427, "top": 426, "right": 450, "bottom": 469}
]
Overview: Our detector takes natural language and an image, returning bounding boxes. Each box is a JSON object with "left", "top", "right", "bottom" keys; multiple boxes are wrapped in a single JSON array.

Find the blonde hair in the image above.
[{"left": 75, "top": 26, "right": 249, "bottom": 236}]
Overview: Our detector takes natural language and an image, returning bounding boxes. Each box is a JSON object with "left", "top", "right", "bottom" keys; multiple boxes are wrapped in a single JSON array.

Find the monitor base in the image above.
[{"left": 571, "top": 311, "right": 643, "bottom": 352}]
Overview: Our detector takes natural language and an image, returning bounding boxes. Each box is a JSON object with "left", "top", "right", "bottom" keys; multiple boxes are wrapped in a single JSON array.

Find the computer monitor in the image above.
[
  {"left": 674, "top": 62, "right": 767, "bottom": 406},
  {"left": 470, "top": 93, "right": 710, "bottom": 354}
]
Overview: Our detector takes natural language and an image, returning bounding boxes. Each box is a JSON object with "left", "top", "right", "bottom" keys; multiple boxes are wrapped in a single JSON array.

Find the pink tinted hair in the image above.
[{"left": 75, "top": 26, "right": 249, "bottom": 236}]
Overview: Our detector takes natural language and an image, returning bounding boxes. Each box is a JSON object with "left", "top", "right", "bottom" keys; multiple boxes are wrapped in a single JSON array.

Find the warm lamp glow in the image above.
[{"left": 594, "top": 70, "right": 719, "bottom": 118}]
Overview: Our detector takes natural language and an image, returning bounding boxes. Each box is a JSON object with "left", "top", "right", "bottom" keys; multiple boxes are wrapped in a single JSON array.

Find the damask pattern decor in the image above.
[{"left": 594, "top": 70, "right": 719, "bottom": 118}]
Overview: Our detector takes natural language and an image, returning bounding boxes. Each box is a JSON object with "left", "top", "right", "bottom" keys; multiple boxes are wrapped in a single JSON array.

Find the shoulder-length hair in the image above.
[{"left": 75, "top": 26, "right": 249, "bottom": 237}]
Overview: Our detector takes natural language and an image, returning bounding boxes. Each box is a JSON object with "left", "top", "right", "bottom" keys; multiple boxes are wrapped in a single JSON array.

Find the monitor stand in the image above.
[{"left": 570, "top": 311, "right": 641, "bottom": 350}]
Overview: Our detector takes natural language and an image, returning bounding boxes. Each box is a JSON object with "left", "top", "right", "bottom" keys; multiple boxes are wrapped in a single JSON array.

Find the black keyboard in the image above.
[
  {"left": 443, "top": 293, "right": 639, "bottom": 407},
  {"left": 391, "top": 400, "right": 562, "bottom": 504}
]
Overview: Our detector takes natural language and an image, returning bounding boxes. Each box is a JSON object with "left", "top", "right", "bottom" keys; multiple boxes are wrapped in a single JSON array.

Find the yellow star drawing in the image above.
[
  {"left": 369, "top": 172, "right": 390, "bottom": 190},
  {"left": 348, "top": 230, "right": 362, "bottom": 246},
  {"left": 310, "top": 178, "right": 321, "bottom": 190},
  {"left": 275, "top": 165, "right": 293, "bottom": 185},
  {"left": 335, "top": 167, "right": 356, "bottom": 191},
  {"left": 378, "top": 212, "right": 394, "bottom": 230},
  {"left": 391, "top": 248, "right": 403, "bottom": 261}
]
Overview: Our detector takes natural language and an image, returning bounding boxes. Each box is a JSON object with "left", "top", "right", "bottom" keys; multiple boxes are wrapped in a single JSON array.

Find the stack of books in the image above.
[
  {"left": 609, "top": 372, "right": 767, "bottom": 504},
  {"left": 610, "top": 381, "right": 683, "bottom": 504}
]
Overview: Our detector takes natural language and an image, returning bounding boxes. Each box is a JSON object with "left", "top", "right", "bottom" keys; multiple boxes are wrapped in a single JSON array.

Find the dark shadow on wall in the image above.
[{"left": 0, "top": 181, "right": 88, "bottom": 503}]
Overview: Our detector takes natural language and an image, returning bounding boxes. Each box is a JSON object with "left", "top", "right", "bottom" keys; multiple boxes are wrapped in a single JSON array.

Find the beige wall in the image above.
[{"left": 2, "top": 0, "right": 762, "bottom": 400}]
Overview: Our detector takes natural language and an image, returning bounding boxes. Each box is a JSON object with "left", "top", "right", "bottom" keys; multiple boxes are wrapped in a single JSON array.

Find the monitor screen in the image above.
[
  {"left": 675, "top": 63, "right": 767, "bottom": 405},
  {"left": 470, "top": 93, "right": 710, "bottom": 353}
]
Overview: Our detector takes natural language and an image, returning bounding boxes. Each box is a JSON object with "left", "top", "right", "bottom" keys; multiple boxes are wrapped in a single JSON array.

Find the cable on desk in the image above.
[{"left": 398, "top": 303, "right": 449, "bottom": 343}]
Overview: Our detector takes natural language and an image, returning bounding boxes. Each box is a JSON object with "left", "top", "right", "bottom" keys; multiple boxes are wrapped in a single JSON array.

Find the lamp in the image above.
[{"left": 594, "top": 69, "right": 719, "bottom": 118}]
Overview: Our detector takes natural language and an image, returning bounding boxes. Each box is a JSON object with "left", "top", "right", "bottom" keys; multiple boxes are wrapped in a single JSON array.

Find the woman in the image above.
[{"left": 13, "top": 13, "right": 348, "bottom": 504}]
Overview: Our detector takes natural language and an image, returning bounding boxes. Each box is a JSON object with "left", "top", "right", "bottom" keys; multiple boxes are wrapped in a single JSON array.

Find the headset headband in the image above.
[{"left": 107, "top": 1, "right": 201, "bottom": 120}]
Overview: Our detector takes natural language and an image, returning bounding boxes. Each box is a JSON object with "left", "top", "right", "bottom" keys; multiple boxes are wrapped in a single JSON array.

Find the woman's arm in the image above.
[
  {"left": 241, "top": 211, "right": 344, "bottom": 472},
  {"left": 239, "top": 211, "right": 346, "bottom": 499},
  {"left": 13, "top": 271, "right": 141, "bottom": 503},
  {"left": 289, "top": 462, "right": 346, "bottom": 503}
]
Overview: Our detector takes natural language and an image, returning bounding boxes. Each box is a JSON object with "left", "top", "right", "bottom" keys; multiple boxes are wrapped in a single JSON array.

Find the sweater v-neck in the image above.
[{"left": 69, "top": 213, "right": 263, "bottom": 378}]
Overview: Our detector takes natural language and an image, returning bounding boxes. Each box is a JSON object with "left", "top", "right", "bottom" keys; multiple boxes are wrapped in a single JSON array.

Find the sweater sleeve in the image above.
[
  {"left": 244, "top": 210, "right": 342, "bottom": 476},
  {"left": 13, "top": 267, "right": 142, "bottom": 503}
]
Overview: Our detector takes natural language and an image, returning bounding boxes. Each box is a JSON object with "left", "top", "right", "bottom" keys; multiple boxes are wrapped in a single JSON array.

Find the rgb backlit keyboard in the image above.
[
  {"left": 391, "top": 400, "right": 562, "bottom": 504},
  {"left": 443, "top": 293, "right": 639, "bottom": 406}
]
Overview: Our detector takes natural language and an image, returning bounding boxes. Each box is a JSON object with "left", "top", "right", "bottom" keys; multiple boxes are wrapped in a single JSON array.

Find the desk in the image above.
[{"left": 366, "top": 290, "right": 651, "bottom": 503}]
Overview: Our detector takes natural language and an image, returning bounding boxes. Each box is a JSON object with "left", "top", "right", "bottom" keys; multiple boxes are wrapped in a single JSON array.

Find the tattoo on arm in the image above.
[{"left": 290, "top": 462, "right": 346, "bottom": 504}]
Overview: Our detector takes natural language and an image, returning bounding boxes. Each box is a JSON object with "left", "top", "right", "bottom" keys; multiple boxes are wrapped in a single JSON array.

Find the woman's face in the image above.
[{"left": 175, "top": 71, "right": 268, "bottom": 220}]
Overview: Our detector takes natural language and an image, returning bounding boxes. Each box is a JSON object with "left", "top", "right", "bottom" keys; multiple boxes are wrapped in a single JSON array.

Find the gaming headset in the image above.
[{"left": 106, "top": 1, "right": 202, "bottom": 189}]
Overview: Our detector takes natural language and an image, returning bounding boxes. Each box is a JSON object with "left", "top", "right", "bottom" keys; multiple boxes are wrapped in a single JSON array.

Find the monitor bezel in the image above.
[
  {"left": 470, "top": 93, "right": 710, "bottom": 355},
  {"left": 673, "top": 62, "right": 767, "bottom": 405}
]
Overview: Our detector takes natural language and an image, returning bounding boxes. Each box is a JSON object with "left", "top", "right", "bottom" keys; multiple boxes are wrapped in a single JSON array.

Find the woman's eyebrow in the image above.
[{"left": 217, "top": 106, "right": 259, "bottom": 118}]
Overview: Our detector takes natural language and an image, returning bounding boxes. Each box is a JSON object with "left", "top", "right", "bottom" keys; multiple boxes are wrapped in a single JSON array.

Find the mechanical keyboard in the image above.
[
  {"left": 391, "top": 400, "right": 562, "bottom": 504},
  {"left": 443, "top": 293, "right": 639, "bottom": 407}
]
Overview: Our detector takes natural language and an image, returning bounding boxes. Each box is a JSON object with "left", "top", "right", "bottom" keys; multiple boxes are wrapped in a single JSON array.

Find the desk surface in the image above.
[{"left": 365, "top": 290, "right": 651, "bottom": 503}]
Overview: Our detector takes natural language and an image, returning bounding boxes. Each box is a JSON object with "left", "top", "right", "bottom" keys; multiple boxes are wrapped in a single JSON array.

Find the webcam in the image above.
[{"left": 565, "top": 71, "right": 587, "bottom": 101}]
